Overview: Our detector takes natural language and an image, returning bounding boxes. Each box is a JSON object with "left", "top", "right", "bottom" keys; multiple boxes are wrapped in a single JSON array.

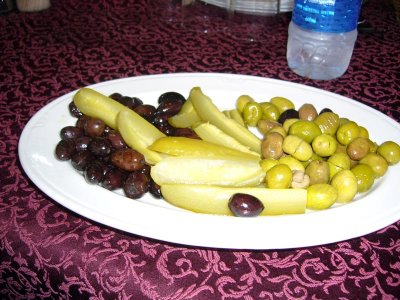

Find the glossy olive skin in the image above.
[
  {"left": 111, "top": 148, "right": 145, "bottom": 172},
  {"left": 55, "top": 139, "right": 76, "bottom": 160},
  {"left": 330, "top": 170, "right": 358, "bottom": 203},
  {"left": 84, "top": 162, "right": 105, "bottom": 184},
  {"left": 351, "top": 163, "right": 375, "bottom": 193},
  {"left": 298, "top": 103, "right": 318, "bottom": 121},
  {"left": 243, "top": 101, "right": 262, "bottom": 126},
  {"left": 305, "top": 160, "right": 330, "bottom": 185},
  {"left": 312, "top": 133, "right": 337, "bottom": 157},
  {"left": 377, "top": 141, "right": 400, "bottom": 165},
  {"left": 346, "top": 137, "right": 370, "bottom": 161},
  {"left": 314, "top": 112, "right": 340, "bottom": 135},
  {"left": 101, "top": 168, "right": 127, "bottom": 190},
  {"left": 282, "top": 135, "right": 313, "bottom": 162},
  {"left": 84, "top": 117, "right": 106, "bottom": 137},
  {"left": 270, "top": 96, "right": 295, "bottom": 114},
  {"left": 236, "top": 95, "right": 254, "bottom": 113},
  {"left": 260, "top": 102, "right": 280, "bottom": 121},
  {"left": 228, "top": 193, "right": 264, "bottom": 217},
  {"left": 306, "top": 184, "right": 338, "bottom": 210},
  {"left": 123, "top": 172, "right": 149, "bottom": 199},
  {"left": 158, "top": 91, "right": 186, "bottom": 105},
  {"left": 71, "top": 150, "right": 94, "bottom": 171},
  {"left": 360, "top": 153, "right": 388, "bottom": 178},
  {"left": 278, "top": 109, "right": 299, "bottom": 124},
  {"left": 336, "top": 121, "right": 360, "bottom": 145},
  {"left": 261, "top": 132, "right": 284, "bottom": 159},
  {"left": 60, "top": 126, "right": 83, "bottom": 141},
  {"left": 69, "top": 101, "right": 83, "bottom": 118},
  {"left": 265, "top": 164, "right": 293, "bottom": 189},
  {"left": 289, "top": 120, "right": 322, "bottom": 144},
  {"left": 257, "top": 119, "right": 281, "bottom": 135}
]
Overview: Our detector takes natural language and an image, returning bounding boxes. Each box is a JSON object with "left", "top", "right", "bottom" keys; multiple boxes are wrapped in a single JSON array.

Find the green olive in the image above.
[
  {"left": 236, "top": 95, "right": 254, "bottom": 113},
  {"left": 270, "top": 96, "right": 295, "bottom": 114},
  {"left": 298, "top": 103, "right": 318, "bottom": 121},
  {"left": 339, "top": 117, "right": 350, "bottom": 126},
  {"left": 279, "top": 155, "right": 305, "bottom": 172},
  {"left": 243, "top": 101, "right": 262, "bottom": 127},
  {"left": 330, "top": 170, "right": 358, "bottom": 203},
  {"left": 305, "top": 160, "right": 330, "bottom": 185},
  {"left": 358, "top": 126, "right": 369, "bottom": 139},
  {"left": 312, "top": 133, "right": 337, "bottom": 157},
  {"left": 260, "top": 102, "right": 280, "bottom": 121},
  {"left": 335, "top": 143, "right": 347, "bottom": 154},
  {"left": 265, "top": 164, "right": 293, "bottom": 189},
  {"left": 327, "top": 152, "right": 351, "bottom": 179},
  {"left": 268, "top": 126, "right": 287, "bottom": 138},
  {"left": 260, "top": 158, "right": 279, "bottom": 172},
  {"left": 368, "top": 139, "right": 378, "bottom": 153},
  {"left": 377, "top": 141, "right": 400, "bottom": 165},
  {"left": 306, "top": 184, "right": 338, "bottom": 210},
  {"left": 261, "top": 132, "right": 284, "bottom": 159},
  {"left": 346, "top": 137, "right": 370, "bottom": 161},
  {"left": 314, "top": 112, "right": 340, "bottom": 135},
  {"left": 302, "top": 152, "right": 323, "bottom": 168},
  {"left": 336, "top": 121, "right": 360, "bottom": 145},
  {"left": 283, "top": 118, "right": 299, "bottom": 133},
  {"left": 351, "top": 163, "right": 375, "bottom": 193},
  {"left": 359, "top": 153, "right": 388, "bottom": 178},
  {"left": 289, "top": 120, "right": 322, "bottom": 144},
  {"left": 282, "top": 135, "right": 313, "bottom": 161},
  {"left": 257, "top": 119, "right": 281, "bottom": 135}
]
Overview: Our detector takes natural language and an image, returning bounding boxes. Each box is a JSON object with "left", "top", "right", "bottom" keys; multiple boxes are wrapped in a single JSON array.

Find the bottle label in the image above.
[{"left": 292, "top": 0, "right": 362, "bottom": 33}]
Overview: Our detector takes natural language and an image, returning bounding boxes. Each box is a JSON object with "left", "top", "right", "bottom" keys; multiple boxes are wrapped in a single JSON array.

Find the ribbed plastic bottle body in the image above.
[
  {"left": 287, "top": 22, "right": 358, "bottom": 80},
  {"left": 286, "top": 0, "right": 361, "bottom": 80}
]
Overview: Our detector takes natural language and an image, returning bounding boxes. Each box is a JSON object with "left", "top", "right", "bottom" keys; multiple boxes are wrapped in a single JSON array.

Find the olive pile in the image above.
[
  {"left": 236, "top": 94, "right": 400, "bottom": 209},
  {"left": 55, "top": 91, "right": 195, "bottom": 199}
]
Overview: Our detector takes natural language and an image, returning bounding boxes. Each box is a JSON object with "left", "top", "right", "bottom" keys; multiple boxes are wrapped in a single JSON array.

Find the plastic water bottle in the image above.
[{"left": 287, "top": 0, "right": 362, "bottom": 80}]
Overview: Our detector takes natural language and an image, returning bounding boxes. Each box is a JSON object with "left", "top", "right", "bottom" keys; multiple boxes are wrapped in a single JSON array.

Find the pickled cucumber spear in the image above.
[{"left": 161, "top": 184, "right": 307, "bottom": 216}]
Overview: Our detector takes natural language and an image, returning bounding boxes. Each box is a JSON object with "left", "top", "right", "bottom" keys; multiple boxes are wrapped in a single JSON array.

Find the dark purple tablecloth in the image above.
[{"left": 1, "top": 0, "right": 400, "bottom": 299}]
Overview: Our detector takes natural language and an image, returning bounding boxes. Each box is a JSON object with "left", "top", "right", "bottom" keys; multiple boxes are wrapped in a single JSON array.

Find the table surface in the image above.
[{"left": 1, "top": 0, "right": 400, "bottom": 299}]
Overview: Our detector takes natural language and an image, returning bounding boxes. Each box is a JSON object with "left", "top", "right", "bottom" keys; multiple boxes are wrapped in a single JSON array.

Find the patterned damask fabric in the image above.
[{"left": 1, "top": 0, "right": 400, "bottom": 299}]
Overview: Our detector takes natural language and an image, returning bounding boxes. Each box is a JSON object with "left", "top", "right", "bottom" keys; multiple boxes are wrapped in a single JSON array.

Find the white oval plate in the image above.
[{"left": 19, "top": 73, "right": 400, "bottom": 250}]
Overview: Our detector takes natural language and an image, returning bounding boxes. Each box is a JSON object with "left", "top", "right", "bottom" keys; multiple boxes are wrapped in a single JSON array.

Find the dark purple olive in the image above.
[
  {"left": 111, "top": 148, "right": 145, "bottom": 171},
  {"left": 174, "top": 128, "right": 200, "bottom": 139},
  {"left": 140, "top": 164, "right": 151, "bottom": 176},
  {"left": 157, "top": 92, "right": 186, "bottom": 105},
  {"left": 155, "top": 122, "right": 175, "bottom": 136},
  {"left": 84, "top": 162, "right": 104, "bottom": 184},
  {"left": 134, "top": 104, "right": 156, "bottom": 121},
  {"left": 88, "top": 137, "right": 112, "bottom": 157},
  {"left": 60, "top": 126, "right": 83, "bottom": 140},
  {"left": 69, "top": 101, "right": 82, "bottom": 118},
  {"left": 71, "top": 151, "right": 94, "bottom": 171},
  {"left": 106, "top": 130, "right": 126, "bottom": 150},
  {"left": 155, "top": 99, "right": 184, "bottom": 117},
  {"left": 76, "top": 115, "right": 90, "bottom": 129},
  {"left": 84, "top": 117, "right": 106, "bottom": 137},
  {"left": 102, "top": 168, "right": 126, "bottom": 190},
  {"left": 109, "top": 93, "right": 123, "bottom": 102},
  {"left": 118, "top": 96, "right": 143, "bottom": 110},
  {"left": 278, "top": 109, "right": 299, "bottom": 124},
  {"left": 319, "top": 108, "right": 333, "bottom": 115},
  {"left": 75, "top": 136, "right": 92, "bottom": 152},
  {"left": 228, "top": 193, "right": 264, "bottom": 217},
  {"left": 149, "top": 179, "right": 162, "bottom": 198},
  {"left": 123, "top": 172, "right": 149, "bottom": 199},
  {"left": 55, "top": 139, "right": 76, "bottom": 160},
  {"left": 152, "top": 114, "right": 170, "bottom": 127}
]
